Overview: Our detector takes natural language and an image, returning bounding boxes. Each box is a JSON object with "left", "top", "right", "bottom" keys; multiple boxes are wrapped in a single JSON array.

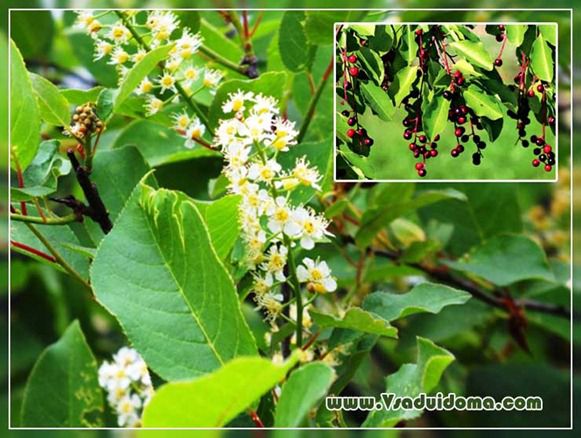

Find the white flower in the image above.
[
  {"left": 247, "top": 159, "right": 282, "bottom": 183},
  {"left": 76, "top": 11, "right": 101, "bottom": 35},
  {"left": 147, "top": 11, "right": 179, "bottom": 43},
  {"left": 222, "top": 90, "right": 254, "bottom": 114},
  {"left": 241, "top": 186, "right": 272, "bottom": 216},
  {"left": 174, "top": 30, "right": 202, "bottom": 60},
  {"left": 132, "top": 49, "right": 147, "bottom": 64},
  {"left": 215, "top": 119, "right": 243, "bottom": 148},
  {"left": 127, "top": 358, "right": 151, "bottom": 386},
  {"left": 98, "top": 361, "right": 115, "bottom": 388},
  {"left": 252, "top": 272, "right": 274, "bottom": 296},
  {"left": 164, "top": 56, "right": 182, "bottom": 73},
  {"left": 184, "top": 118, "right": 206, "bottom": 149},
  {"left": 172, "top": 111, "right": 191, "bottom": 132},
  {"left": 203, "top": 69, "right": 223, "bottom": 89},
  {"left": 107, "top": 385, "right": 128, "bottom": 407},
  {"left": 183, "top": 66, "right": 200, "bottom": 85},
  {"left": 136, "top": 78, "right": 154, "bottom": 95},
  {"left": 108, "top": 47, "right": 130, "bottom": 65},
  {"left": 292, "top": 207, "right": 331, "bottom": 250},
  {"left": 113, "top": 346, "right": 139, "bottom": 367},
  {"left": 239, "top": 112, "right": 271, "bottom": 143},
  {"left": 93, "top": 40, "right": 113, "bottom": 61},
  {"left": 296, "top": 257, "right": 337, "bottom": 293},
  {"left": 158, "top": 71, "right": 176, "bottom": 93},
  {"left": 116, "top": 394, "right": 142, "bottom": 427},
  {"left": 292, "top": 157, "right": 322, "bottom": 189},
  {"left": 267, "top": 117, "right": 298, "bottom": 152},
  {"left": 260, "top": 244, "right": 288, "bottom": 282},
  {"left": 107, "top": 22, "right": 131, "bottom": 45},
  {"left": 267, "top": 197, "right": 301, "bottom": 237},
  {"left": 254, "top": 292, "right": 284, "bottom": 323},
  {"left": 223, "top": 141, "right": 251, "bottom": 170},
  {"left": 106, "top": 362, "right": 132, "bottom": 391},
  {"left": 145, "top": 96, "right": 163, "bottom": 116},
  {"left": 253, "top": 94, "right": 279, "bottom": 115}
]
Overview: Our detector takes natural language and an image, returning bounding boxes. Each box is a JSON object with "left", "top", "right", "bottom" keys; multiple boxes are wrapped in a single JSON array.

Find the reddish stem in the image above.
[
  {"left": 14, "top": 158, "right": 28, "bottom": 216},
  {"left": 302, "top": 331, "right": 320, "bottom": 351},
  {"left": 249, "top": 12, "right": 263, "bottom": 37},
  {"left": 248, "top": 410, "right": 264, "bottom": 428},
  {"left": 242, "top": 11, "right": 250, "bottom": 40},
  {"left": 306, "top": 72, "right": 316, "bottom": 95},
  {"left": 497, "top": 32, "right": 508, "bottom": 60},
  {"left": 11, "top": 240, "right": 57, "bottom": 263}
]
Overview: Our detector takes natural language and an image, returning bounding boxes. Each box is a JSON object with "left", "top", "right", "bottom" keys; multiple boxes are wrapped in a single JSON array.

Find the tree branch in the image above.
[
  {"left": 67, "top": 150, "right": 112, "bottom": 233},
  {"left": 372, "top": 246, "right": 572, "bottom": 320}
]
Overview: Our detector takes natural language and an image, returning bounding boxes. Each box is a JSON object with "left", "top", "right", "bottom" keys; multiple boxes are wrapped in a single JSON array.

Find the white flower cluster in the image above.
[
  {"left": 76, "top": 10, "right": 223, "bottom": 148},
  {"left": 98, "top": 347, "right": 153, "bottom": 427},
  {"left": 213, "top": 90, "right": 337, "bottom": 324}
]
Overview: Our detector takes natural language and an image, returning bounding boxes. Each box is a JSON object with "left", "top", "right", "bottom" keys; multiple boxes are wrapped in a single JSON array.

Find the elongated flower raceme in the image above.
[
  {"left": 212, "top": 90, "right": 337, "bottom": 328},
  {"left": 75, "top": 10, "right": 222, "bottom": 148},
  {"left": 98, "top": 347, "right": 153, "bottom": 427}
]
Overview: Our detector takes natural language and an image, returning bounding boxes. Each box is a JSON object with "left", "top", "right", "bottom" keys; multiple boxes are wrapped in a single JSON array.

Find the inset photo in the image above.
[{"left": 334, "top": 23, "right": 558, "bottom": 181}]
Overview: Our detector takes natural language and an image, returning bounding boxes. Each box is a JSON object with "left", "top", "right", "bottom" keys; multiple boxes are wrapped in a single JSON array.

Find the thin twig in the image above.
[{"left": 24, "top": 222, "right": 92, "bottom": 291}]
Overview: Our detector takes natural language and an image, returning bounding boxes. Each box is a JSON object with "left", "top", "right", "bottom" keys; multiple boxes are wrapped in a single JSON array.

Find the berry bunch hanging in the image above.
[{"left": 335, "top": 23, "right": 557, "bottom": 179}]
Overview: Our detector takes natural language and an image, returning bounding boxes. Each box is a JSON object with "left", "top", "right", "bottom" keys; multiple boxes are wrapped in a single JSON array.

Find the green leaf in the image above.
[
  {"left": 84, "top": 146, "right": 153, "bottom": 244},
  {"left": 11, "top": 11, "right": 54, "bottom": 59},
  {"left": 506, "top": 25, "right": 527, "bottom": 47},
  {"left": 10, "top": 39, "right": 40, "bottom": 171},
  {"left": 11, "top": 209, "right": 90, "bottom": 280},
  {"left": 530, "top": 34, "right": 554, "bottom": 83},
  {"left": 349, "top": 24, "right": 376, "bottom": 36},
  {"left": 403, "top": 25, "right": 418, "bottom": 66},
  {"left": 310, "top": 307, "right": 398, "bottom": 338},
  {"left": 113, "top": 119, "right": 219, "bottom": 167},
  {"left": 96, "top": 88, "right": 115, "bottom": 121},
  {"left": 391, "top": 66, "right": 419, "bottom": 106},
  {"left": 539, "top": 24, "right": 557, "bottom": 46},
  {"left": 279, "top": 12, "right": 313, "bottom": 72},
  {"left": 10, "top": 140, "right": 71, "bottom": 201},
  {"left": 91, "top": 183, "right": 257, "bottom": 381},
  {"left": 418, "top": 185, "right": 523, "bottom": 257},
  {"left": 193, "top": 195, "right": 241, "bottom": 260},
  {"left": 363, "top": 282, "right": 471, "bottom": 322},
  {"left": 360, "top": 82, "right": 394, "bottom": 121},
  {"left": 463, "top": 84, "right": 503, "bottom": 120},
  {"left": 304, "top": 11, "right": 366, "bottom": 45},
  {"left": 274, "top": 362, "right": 335, "bottom": 427},
  {"left": 452, "top": 59, "right": 482, "bottom": 78},
  {"left": 356, "top": 189, "right": 467, "bottom": 248},
  {"left": 449, "top": 40, "right": 493, "bottom": 71},
  {"left": 209, "top": 71, "right": 289, "bottom": 126},
  {"left": 422, "top": 94, "right": 451, "bottom": 140},
  {"left": 29, "top": 73, "right": 70, "bottom": 127},
  {"left": 445, "top": 234, "right": 554, "bottom": 286},
  {"left": 21, "top": 321, "right": 103, "bottom": 427},
  {"left": 359, "top": 47, "right": 384, "bottom": 85},
  {"left": 363, "top": 337, "right": 454, "bottom": 427},
  {"left": 114, "top": 44, "right": 174, "bottom": 111},
  {"left": 60, "top": 87, "right": 104, "bottom": 105},
  {"left": 142, "top": 353, "right": 299, "bottom": 427}
]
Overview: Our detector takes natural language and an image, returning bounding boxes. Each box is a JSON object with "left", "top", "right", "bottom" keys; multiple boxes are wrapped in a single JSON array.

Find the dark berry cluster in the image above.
[
  {"left": 530, "top": 135, "right": 555, "bottom": 172},
  {"left": 508, "top": 64, "right": 555, "bottom": 173},
  {"left": 342, "top": 109, "right": 374, "bottom": 147},
  {"left": 445, "top": 78, "right": 487, "bottom": 165}
]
